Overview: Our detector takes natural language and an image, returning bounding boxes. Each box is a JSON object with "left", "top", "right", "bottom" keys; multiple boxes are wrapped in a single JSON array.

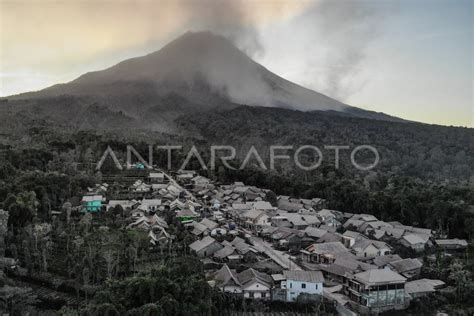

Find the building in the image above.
[
  {"left": 212, "top": 264, "right": 242, "bottom": 294},
  {"left": 301, "top": 242, "right": 349, "bottom": 264},
  {"left": 388, "top": 258, "right": 422, "bottom": 279},
  {"left": 189, "top": 236, "right": 223, "bottom": 257},
  {"left": 345, "top": 269, "right": 407, "bottom": 314},
  {"left": 81, "top": 195, "right": 103, "bottom": 212},
  {"left": 351, "top": 239, "right": 392, "bottom": 258},
  {"left": 400, "top": 234, "right": 428, "bottom": 252},
  {"left": 282, "top": 270, "right": 324, "bottom": 302},
  {"left": 435, "top": 239, "right": 468, "bottom": 253},
  {"left": 191, "top": 175, "right": 211, "bottom": 186},
  {"left": 405, "top": 279, "right": 445, "bottom": 298},
  {"left": 211, "top": 264, "right": 272, "bottom": 299},
  {"left": 238, "top": 268, "right": 273, "bottom": 299},
  {"left": 148, "top": 172, "right": 166, "bottom": 184},
  {"left": 176, "top": 208, "right": 198, "bottom": 223},
  {"left": 241, "top": 209, "right": 270, "bottom": 231},
  {"left": 138, "top": 199, "right": 162, "bottom": 212}
]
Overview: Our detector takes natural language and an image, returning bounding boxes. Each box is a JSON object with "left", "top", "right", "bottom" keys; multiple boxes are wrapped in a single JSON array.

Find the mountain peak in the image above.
[{"left": 11, "top": 30, "right": 350, "bottom": 112}]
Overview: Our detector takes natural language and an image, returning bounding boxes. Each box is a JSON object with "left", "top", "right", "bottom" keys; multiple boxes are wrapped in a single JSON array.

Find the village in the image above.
[{"left": 42, "top": 167, "right": 466, "bottom": 315}]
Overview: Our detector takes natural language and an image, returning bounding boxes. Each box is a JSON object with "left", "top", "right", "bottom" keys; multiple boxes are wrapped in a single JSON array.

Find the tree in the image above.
[
  {"left": 448, "top": 260, "right": 471, "bottom": 302},
  {"left": 6, "top": 191, "right": 39, "bottom": 228},
  {"left": 79, "top": 212, "right": 93, "bottom": 233}
]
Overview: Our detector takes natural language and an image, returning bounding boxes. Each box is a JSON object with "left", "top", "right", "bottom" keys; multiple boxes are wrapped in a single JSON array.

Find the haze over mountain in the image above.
[{"left": 5, "top": 31, "right": 403, "bottom": 128}]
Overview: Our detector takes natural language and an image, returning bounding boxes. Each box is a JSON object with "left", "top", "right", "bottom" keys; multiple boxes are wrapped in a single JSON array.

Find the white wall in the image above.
[
  {"left": 285, "top": 279, "right": 323, "bottom": 302},
  {"left": 242, "top": 281, "right": 270, "bottom": 299}
]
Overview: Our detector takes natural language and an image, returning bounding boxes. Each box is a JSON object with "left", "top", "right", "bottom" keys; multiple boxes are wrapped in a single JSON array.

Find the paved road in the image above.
[{"left": 249, "top": 236, "right": 302, "bottom": 270}]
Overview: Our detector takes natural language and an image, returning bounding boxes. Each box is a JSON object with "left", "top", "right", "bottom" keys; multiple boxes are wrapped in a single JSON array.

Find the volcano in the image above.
[{"left": 4, "top": 31, "right": 404, "bottom": 133}]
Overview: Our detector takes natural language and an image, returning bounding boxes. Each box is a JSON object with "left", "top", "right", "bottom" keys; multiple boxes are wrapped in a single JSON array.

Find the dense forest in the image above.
[
  {"left": 0, "top": 105, "right": 472, "bottom": 314},
  {"left": 180, "top": 105, "right": 474, "bottom": 182}
]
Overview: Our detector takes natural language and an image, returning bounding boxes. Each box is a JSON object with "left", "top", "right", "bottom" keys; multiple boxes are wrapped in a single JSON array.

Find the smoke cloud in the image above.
[
  {"left": 180, "top": 0, "right": 264, "bottom": 57},
  {"left": 295, "top": 0, "right": 387, "bottom": 100},
  {"left": 2, "top": 0, "right": 383, "bottom": 101}
]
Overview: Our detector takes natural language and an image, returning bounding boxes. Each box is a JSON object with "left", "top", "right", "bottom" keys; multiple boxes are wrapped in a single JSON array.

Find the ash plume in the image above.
[
  {"left": 299, "top": 0, "right": 387, "bottom": 100},
  {"left": 180, "top": 0, "right": 265, "bottom": 57}
]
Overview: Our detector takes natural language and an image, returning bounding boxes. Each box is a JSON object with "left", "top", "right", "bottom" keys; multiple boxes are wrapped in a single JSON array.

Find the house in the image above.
[
  {"left": 230, "top": 237, "right": 259, "bottom": 261},
  {"left": 191, "top": 221, "right": 210, "bottom": 236},
  {"left": 405, "top": 279, "right": 445, "bottom": 298},
  {"left": 332, "top": 257, "right": 377, "bottom": 274},
  {"left": 351, "top": 239, "right": 392, "bottom": 258},
  {"left": 128, "top": 214, "right": 168, "bottom": 231},
  {"left": 270, "top": 227, "right": 305, "bottom": 251},
  {"left": 191, "top": 218, "right": 219, "bottom": 236},
  {"left": 342, "top": 231, "right": 367, "bottom": 248},
  {"left": 148, "top": 227, "right": 171, "bottom": 246},
  {"left": 131, "top": 180, "right": 151, "bottom": 193},
  {"left": 148, "top": 172, "right": 166, "bottom": 184},
  {"left": 301, "top": 242, "right": 349, "bottom": 264},
  {"left": 192, "top": 175, "right": 211, "bottom": 186},
  {"left": 400, "top": 234, "right": 428, "bottom": 252},
  {"left": 169, "top": 199, "right": 186, "bottom": 211},
  {"left": 241, "top": 209, "right": 270, "bottom": 231},
  {"left": 343, "top": 219, "right": 366, "bottom": 231},
  {"left": 81, "top": 195, "right": 103, "bottom": 212},
  {"left": 238, "top": 268, "right": 273, "bottom": 299},
  {"left": 435, "top": 239, "right": 468, "bottom": 252},
  {"left": 211, "top": 264, "right": 243, "bottom": 294},
  {"left": 189, "top": 236, "right": 223, "bottom": 257},
  {"left": 388, "top": 258, "right": 422, "bottom": 279},
  {"left": 282, "top": 270, "right": 324, "bottom": 302},
  {"left": 345, "top": 269, "right": 407, "bottom": 314},
  {"left": 251, "top": 201, "right": 274, "bottom": 211},
  {"left": 213, "top": 245, "right": 237, "bottom": 261},
  {"left": 176, "top": 208, "right": 198, "bottom": 223},
  {"left": 176, "top": 171, "right": 195, "bottom": 183},
  {"left": 390, "top": 223, "right": 432, "bottom": 238},
  {"left": 138, "top": 199, "right": 162, "bottom": 213},
  {"left": 200, "top": 218, "right": 219, "bottom": 231},
  {"left": 211, "top": 264, "right": 273, "bottom": 299},
  {"left": 273, "top": 212, "right": 320, "bottom": 230},
  {"left": 317, "top": 209, "right": 341, "bottom": 222}
]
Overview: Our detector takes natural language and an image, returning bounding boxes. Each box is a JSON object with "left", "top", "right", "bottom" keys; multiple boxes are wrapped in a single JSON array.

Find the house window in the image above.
[
  {"left": 315, "top": 284, "right": 318, "bottom": 290},
  {"left": 249, "top": 292, "right": 254, "bottom": 298},
  {"left": 290, "top": 283, "right": 292, "bottom": 288},
  {"left": 301, "top": 283, "right": 306, "bottom": 289},
  {"left": 262, "top": 292, "right": 266, "bottom": 298}
]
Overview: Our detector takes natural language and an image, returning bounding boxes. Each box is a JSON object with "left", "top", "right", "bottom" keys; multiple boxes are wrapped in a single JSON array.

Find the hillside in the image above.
[{"left": 2, "top": 31, "right": 405, "bottom": 133}]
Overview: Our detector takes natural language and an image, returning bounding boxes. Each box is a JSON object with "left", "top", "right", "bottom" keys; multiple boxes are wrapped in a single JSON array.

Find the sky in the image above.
[{"left": 0, "top": 0, "right": 472, "bottom": 127}]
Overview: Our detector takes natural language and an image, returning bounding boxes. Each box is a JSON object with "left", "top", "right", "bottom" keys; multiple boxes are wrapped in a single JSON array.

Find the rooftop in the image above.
[
  {"left": 284, "top": 270, "right": 324, "bottom": 283},
  {"left": 353, "top": 269, "right": 406, "bottom": 285}
]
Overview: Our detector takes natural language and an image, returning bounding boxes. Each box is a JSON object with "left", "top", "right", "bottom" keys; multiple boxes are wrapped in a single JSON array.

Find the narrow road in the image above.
[{"left": 249, "top": 236, "right": 302, "bottom": 270}]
